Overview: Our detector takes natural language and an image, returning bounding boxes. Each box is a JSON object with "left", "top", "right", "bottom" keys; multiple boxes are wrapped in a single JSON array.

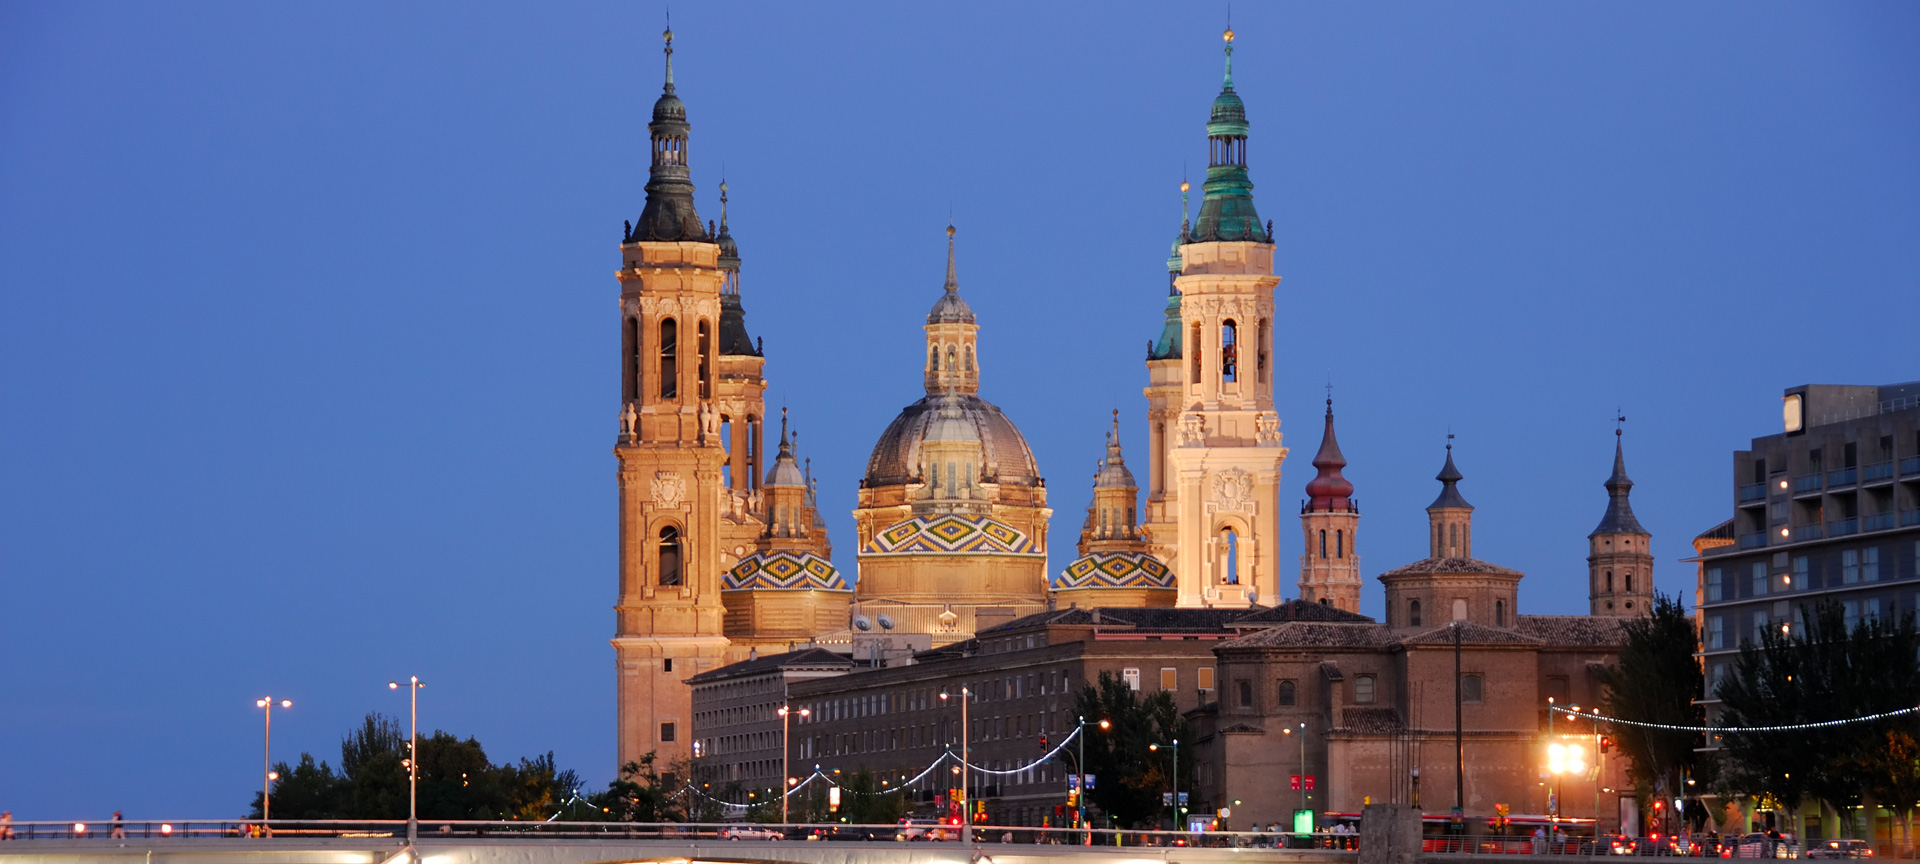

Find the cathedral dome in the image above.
[
  {"left": 1055, "top": 551, "right": 1174, "bottom": 590},
  {"left": 863, "top": 393, "right": 1040, "bottom": 488}
]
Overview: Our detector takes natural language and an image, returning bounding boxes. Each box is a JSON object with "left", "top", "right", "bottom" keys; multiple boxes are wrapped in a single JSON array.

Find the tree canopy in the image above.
[
  {"left": 1071, "top": 671, "right": 1193, "bottom": 828},
  {"left": 1595, "top": 592, "right": 1708, "bottom": 822}
]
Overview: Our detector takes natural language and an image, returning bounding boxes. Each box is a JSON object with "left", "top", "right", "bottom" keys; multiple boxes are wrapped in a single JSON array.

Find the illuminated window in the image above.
[
  {"left": 1122, "top": 668, "right": 1141, "bottom": 691},
  {"left": 1198, "top": 667, "right": 1215, "bottom": 691},
  {"left": 1160, "top": 668, "right": 1177, "bottom": 691}
]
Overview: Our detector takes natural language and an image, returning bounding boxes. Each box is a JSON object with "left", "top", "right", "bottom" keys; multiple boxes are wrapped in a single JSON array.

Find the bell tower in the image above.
[
  {"left": 1589, "top": 425, "right": 1653, "bottom": 616},
  {"left": 1298, "top": 398, "right": 1361, "bottom": 612},
  {"left": 1163, "top": 28, "right": 1287, "bottom": 608},
  {"left": 611, "top": 27, "right": 731, "bottom": 771}
]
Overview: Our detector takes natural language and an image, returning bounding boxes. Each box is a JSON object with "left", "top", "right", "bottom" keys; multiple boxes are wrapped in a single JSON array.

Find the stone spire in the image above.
[
  {"left": 927, "top": 223, "right": 974, "bottom": 324},
  {"left": 1428, "top": 440, "right": 1472, "bottom": 512},
  {"left": 629, "top": 27, "right": 707, "bottom": 243},
  {"left": 1303, "top": 398, "right": 1354, "bottom": 512},
  {"left": 1188, "top": 28, "right": 1268, "bottom": 244}
]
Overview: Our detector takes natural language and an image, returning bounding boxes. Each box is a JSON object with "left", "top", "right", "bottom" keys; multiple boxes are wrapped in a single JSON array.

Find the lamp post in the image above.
[
  {"left": 1283, "top": 722, "right": 1307, "bottom": 823},
  {"left": 778, "top": 705, "right": 809, "bottom": 825},
  {"left": 1151, "top": 739, "right": 1181, "bottom": 831},
  {"left": 254, "top": 698, "right": 291, "bottom": 829},
  {"left": 388, "top": 676, "right": 423, "bottom": 844},
  {"left": 941, "top": 687, "right": 972, "bottom": 833}
]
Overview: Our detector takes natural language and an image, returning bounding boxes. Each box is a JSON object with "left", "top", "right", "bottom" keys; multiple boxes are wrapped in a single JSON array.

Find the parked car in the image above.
[
  {"left": 1732, "top": 833, "right": 1800, "bottom": 859},
  {"left": 825, "top": 825, "right": 892, "bottom": 841},
  {"left": 1808, "top": 840, "right": 1872, "bottom": 859},
  {"left": 721, "top": 825, "right": 782, "bottom": 841},
  {"left": 897, "top": 819, "right": 957, "bottom": 842}
]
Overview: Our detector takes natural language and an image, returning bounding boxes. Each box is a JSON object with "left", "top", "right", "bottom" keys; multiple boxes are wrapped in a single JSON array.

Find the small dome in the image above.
[
  {"left": 652, "top": 91, "right": 687, "bottom": 125},
  {"left": 1209, "top": 88, "right": 1247, "bottom": 129},
  {"left": 1055, "top": 551, "right": 1174, "bottom": 589},
  {"left": 724, "top": 551, "right": 848, "bottom": 591},
  {"left": 927, "top": 289, "right": 975, "bottom": 324},
  {"left": 864, "top": 394, "right": 1040, "bottom": 488}
]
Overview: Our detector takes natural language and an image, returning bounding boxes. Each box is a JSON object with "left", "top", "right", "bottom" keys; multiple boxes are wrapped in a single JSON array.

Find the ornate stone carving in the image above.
[
  {"left": 1178, "top": 413, "right": 1207, "bottom": 446},
  {"left": 650, "top": 471, "right": 687, "bottom": 508},
  {"left": 620, "top": 402, "right": 637, "bottom": 441},
  {"left": 1211, "top": 468, "right": 1253, "bottom": 512},
  {"left": 1255, "top": 412, "right": 1281, "bottom": 444},
  {"left": 620, "top": 296, "right": 642, "bottom": 319}
]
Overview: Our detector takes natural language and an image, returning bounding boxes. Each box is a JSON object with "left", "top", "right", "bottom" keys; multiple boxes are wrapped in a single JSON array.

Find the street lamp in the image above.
[
  {"left": 941, "top": 688, "right": 973, "bottom": 832},
  {"left": 777, "top": 705, "right": 809, "bottom": 825},
  {"left": 388, "top": 676, "right": 424, "bottom": 844},
  {"left": 254, "top": 697, "right": 291, "bottom": 830},
  {"left": 1282, "top": 721, "right": 1307, "bottom": 820},
  {"left": 1150, "top": 739, "right": 1181, "bottom": 830}
]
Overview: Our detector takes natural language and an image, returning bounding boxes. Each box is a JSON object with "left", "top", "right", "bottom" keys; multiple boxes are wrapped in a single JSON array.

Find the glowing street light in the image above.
[
  {"left": 388, "top": 676, "right": 424, "bottom": 844},
  {"left": 777, "top": 705, "right": 810, "bottom": 824},
  {"left": 255, "top": 697, "right": 292, "bottom": 829}
]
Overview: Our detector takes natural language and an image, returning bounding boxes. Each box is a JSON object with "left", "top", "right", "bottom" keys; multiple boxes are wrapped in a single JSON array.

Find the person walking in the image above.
[
  {"left": 1, "top": 810, "right": 13, "bottom": 840},
  {"left": 110, "top": 811, "right": 125, "bottom": 839}
]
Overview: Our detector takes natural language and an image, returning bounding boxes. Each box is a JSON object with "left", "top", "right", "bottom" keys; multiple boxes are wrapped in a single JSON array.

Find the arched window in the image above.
[
  {"left": 658, "top": 318, "right": 678, "bottom": 399},
  {"left": 1605, "top": 570, "right": 1614, "bottom": 592},
  {"left": 1319, "top": 530, "right": 1327, "bottom": 559},
  {"left": 1452, "top": 598, "right": 1467, "bottom": 621},
  {"left": 1237, "top": 679, "right": 1253, "bottom": 709},
  {"left": 1257, "top": 318, "right": 1270, "bottom": 383},
  {"left": 657, "top": 525, "right": 683, "bottom": 586},
  {"left": 1221, "top": 527, "right": 1240, "bottom": 585},
  {"left": 697, "top": 319, "right": 712, "bottom": 398},
  {"left": 1625, "top": 571, "right": 1634, "bottom": 592},
  {"left": 1495, "top": 599, "right": 1506, "bottom": 627},
  {"left": 946, "top": 347, "right": 956, "bottom": 374},
  {"left": 1221, "top": 320, "right": 1238, "bottom": 382},
  {"left": 1354, "top": 675, "right": 1376, "bottom": 704},
  {"left": 1448, "top": 523, "right": 1458, "bottom": 552},
  {"left": 1409, "top": 599, "right": 1423, "bottom": 627},
  {"left": 929, "top": 346, "right": 938, "bottom": 370},
  {"left": 623, "top": 317, "right": 641, "bottom": 403},
  {"left": 1336, "top": 530, "right": 1345, "bottom": 558},
  {"left": 964, "top": 346, "right": 974, "bottom": 371},
  {"left": 1190, "top": 323, "right": 1202, "bottom": 384},
  {"left": 1277, "top": 679, "right": 1297, "bottom": 706}
]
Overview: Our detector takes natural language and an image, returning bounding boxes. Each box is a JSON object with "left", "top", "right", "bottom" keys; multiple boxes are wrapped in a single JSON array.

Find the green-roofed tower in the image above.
[{"left": 1189, "top": 28, "right": 1269, "bottom": 244}]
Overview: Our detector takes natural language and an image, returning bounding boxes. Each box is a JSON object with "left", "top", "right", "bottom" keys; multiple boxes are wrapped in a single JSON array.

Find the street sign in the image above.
[
  {"left": 1305, "top": 775, "right": 1316, "bottom": 791},
  {"left": 1290, "top": 774, "right": 1300, "bottom": 790}
]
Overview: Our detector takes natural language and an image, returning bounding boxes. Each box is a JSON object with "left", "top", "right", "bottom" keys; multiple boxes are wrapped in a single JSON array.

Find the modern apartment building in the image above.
[{"left": 1694, "top": 382, "right": 1920, "bottom": 698}]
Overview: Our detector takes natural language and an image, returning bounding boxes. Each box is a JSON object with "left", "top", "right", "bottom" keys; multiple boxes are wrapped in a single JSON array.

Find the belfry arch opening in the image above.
[
  {"left": 1221, "top": 320, "right": 1238, "bottom": 383},
  {"left": 657, "top": 525, "right": 683, "bottom": 586},
  {"left": 658, "top": 318, "right": 678, "bottom": 400},
  {"left": 696, "top": 320, "right": 712, "bottom": 398},
  {"left": 623, "top": 317, "right": 640, "bottom": 403}
]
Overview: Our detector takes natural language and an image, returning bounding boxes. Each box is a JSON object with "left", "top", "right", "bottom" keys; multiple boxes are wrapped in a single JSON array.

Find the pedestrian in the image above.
[
  {"left": 1, "top": 810, "right": 13, "bottom": 841},
  {"left": 111, "top": 811, "right": 125, "bottom": 839}
]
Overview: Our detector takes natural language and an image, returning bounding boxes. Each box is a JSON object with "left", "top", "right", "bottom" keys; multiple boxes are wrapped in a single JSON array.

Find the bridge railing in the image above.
[{"left": 0, "top": 819, "right": 1356, "bottom": 850}]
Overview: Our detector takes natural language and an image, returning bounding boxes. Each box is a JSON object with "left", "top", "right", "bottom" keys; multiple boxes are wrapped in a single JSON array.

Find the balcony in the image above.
[
  {"left": 1864, "top": 512, "right": 1897, "bottom": 533},
  {"left": 1738, "top": 483, "right": 1768, "bottom": 503},
  {"left": 1827, "top": 518, "right": 1858, "bottom": 538},
  {"left": 1905, "top": 510, "right": 1920, "bottom": 528},
  {"left": 1827, "top": 467, "right": 1857, "bottom": 487},
  {"left": 1905, "top": 456, "right": 1920, "bottom": 476},
  {"left": 1863, "top": 461, "right": 1895, "bottom": 483},
  {"left": 1738, "top": 532, "right": 1770, "bottom": 550},
  {"left": 1792, "top": 473, "right": 1824, "bottom": 495},
  {"left": 1791, "top": 524, "right": 1825, "bottom": 542}
]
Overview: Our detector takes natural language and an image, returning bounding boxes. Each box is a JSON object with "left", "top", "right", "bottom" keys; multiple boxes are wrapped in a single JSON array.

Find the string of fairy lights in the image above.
[
  {"left": 1549, "top": 704, "right": 1920, "bottom": 734},
  {"left": 665, "top": 725, "right": 1088, "bottom": 810}
]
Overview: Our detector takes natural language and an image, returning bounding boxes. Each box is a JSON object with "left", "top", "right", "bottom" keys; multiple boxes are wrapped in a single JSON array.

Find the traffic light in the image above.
[
  {"left": 1600, "top": 736, "right": 1614, "bottom": 753},
  {"left": 1039, "top": 735, "right": 1049, "bottom": 750}
]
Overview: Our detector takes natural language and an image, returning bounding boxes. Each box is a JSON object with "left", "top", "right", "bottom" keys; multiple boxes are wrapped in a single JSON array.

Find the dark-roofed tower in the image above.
[
  {"left": 1588, "top": 427, "right": 1653, "bottom": 616},
  {"left": 628, "top": 29, "right": 707, "bottom": 243},
  {"left": 1299, "top": 398, "right": 1360, "bottom": 612},
  {"left": 1378, "top": 441, "right": 1522, "bottom": 631},
  {"left": 1428, "top": 440, "right": 1473, "bottom": 558}
]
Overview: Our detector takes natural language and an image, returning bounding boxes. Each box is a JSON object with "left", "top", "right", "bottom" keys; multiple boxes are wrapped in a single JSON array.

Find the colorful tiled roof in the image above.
[
  {"left": 723, "top": 550, "right": 849, "bottom": 591},
  {"left": 1054, "top": 551, "right": 1174, "bottom": 589},
  {"left": 859, "top": 515, "right": 1043, "bottom": 557}
]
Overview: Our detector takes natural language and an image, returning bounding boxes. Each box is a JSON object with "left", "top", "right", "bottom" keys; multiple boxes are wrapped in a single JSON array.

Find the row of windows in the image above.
[
  {"left": 1316, "top": 529, "right": 1349, "bottom": 560},
  {"left": 1188, "top": 319, "right": 1270, "bottom": 387},
  {"left": 1705, "top": 591, "right": 1918, "bottom": 651},
  {"left": 1706, "top": 541, "right": 1920, "bottom": 602},
  {"left": 927, "top": 343, "right": 975, "bottom": 373},
  {"left": 622, "top": 316, "right": 713, "bottom": 403},
  {"left": 1393, "top": 597, "right": 1507, "bottom": 628},
  {"left": 797, "top": 670, "right": 1074, "bottom": 726}
]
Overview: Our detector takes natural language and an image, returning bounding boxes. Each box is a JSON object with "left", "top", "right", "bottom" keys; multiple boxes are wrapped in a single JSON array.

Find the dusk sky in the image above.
[{"left": 2, "top": 1, "right": 1915, "bottom": 818}]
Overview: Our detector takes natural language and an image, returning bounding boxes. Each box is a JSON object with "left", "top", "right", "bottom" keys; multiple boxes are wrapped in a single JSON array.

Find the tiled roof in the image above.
[
  {"left": 859, "top": 514, "right": 1043, "bottom": 558},
  {"left": 977, "top": 606, "right": 1248, "bottom": 635},
  {"left": 1398, "top": 621, "right": 1538, "bottom": 645},
  {"left": 1217, "top": 622, "right": 1399, "bottom": 650},
  {"left": 1219, "top": 722, "right": 1267, "bottom": 735},
  {"left": 1055, "top": 551, "right": 1175, "bottom": 589},
  {"left": 1378, "top": 557, "right": 1524, "bottom": 578},
  {"left": 723, "top": 550, "right": 849, "bottom": 591},
  {"left": 1515, "top": 615, "right": 1629, "bottom": 647},
  {"left": 1335, "top": 708, "right": 1405, "bottom": 735},
  {"left": 686, "top": 647, "right": 853, "bottom": 683},
  {"left": 1231, "top": 599, "right": 1376, "bottom": 626}
]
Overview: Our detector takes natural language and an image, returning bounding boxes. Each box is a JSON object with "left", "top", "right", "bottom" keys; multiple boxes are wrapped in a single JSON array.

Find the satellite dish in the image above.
[
  {"left": 876, "top": 614, "right": 895, "bottom": 630},
  {"left": 853, "top": 615, "right": 873, "bottom": 631}
]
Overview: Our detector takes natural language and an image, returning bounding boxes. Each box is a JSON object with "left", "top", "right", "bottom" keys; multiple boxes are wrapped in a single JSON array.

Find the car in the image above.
[
  {"left": 1733, "top": 833, "right": 1801, "bottom": 859},
  {"left": 896, "top": 819, "right": 958, "bottom": 842},
  {"left": 1808, "top": 840, "right": 1872, "bottom": 859},
  {"left": 825, "top": 825, "right": 892, "bottom": 841},
  {"left": 721, "top": 825, "right": 782, "bottom": 841}
]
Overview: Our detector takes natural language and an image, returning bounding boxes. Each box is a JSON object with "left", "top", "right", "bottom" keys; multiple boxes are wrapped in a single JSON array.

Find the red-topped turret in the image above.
[{"left": 1303, "top": 399, "right": 1355, "bottom": 512}]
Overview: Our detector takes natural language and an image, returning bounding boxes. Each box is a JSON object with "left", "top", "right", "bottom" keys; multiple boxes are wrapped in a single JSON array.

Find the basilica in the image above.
[{"left": 609, "top": 25, "right": 1651, "bottom": 794}]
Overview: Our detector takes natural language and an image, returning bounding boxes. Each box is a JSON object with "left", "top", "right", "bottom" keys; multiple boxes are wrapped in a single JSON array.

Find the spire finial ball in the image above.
[
  {"left": 1223, "top": 28, "right": 1235, "bottom": 44},
  {"left": 664, "top": 29, "right": 673, "bottom": 43},
  {"left": 719, "top": 180, "right": 729, "bottom": 194},
  {"left": 946, "top": 224, "right": 956, "bottom": 238},
  {"left": 1180, "top": 180, "right": 1190, "bottom": 194}
]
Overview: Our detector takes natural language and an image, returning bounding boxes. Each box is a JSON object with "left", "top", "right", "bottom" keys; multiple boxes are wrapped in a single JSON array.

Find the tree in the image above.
[
  {"left": 840, "top": 767, "right": 910, "bottom": 825},
  {"left": 1716, "top": 601, "right": 1920, "bottom": 837},
  {"left": 1595, "top": 592, "right": 1706, "bottom": 827},
  {"left": 1072, "top": 671, "right": 1193, "bottom": 828},
  {"left": 594, "top": 752, "right": 686, "bottom": 822}
]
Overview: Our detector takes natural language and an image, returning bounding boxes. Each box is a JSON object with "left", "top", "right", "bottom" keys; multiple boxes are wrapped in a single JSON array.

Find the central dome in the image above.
[{"left": 862, "top": 393, "right": 1040, "bottom": 488}]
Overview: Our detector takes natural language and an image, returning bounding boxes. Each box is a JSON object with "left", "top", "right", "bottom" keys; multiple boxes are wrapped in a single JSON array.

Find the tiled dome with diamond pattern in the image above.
[
  {"left": 1053, "top": 551, "right": 1175, "bottom": 589},
  {"left": 859, "top": 515, "right": 1043, "bottom": 558},
  {"left": 723, "top": 551, "right": 849, "bottom": 591}
]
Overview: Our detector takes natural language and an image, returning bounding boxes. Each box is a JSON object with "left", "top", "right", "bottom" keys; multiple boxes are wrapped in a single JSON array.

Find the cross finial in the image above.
[{"left": 1615, "top": 409, "right": 1626, "bottom": 437}]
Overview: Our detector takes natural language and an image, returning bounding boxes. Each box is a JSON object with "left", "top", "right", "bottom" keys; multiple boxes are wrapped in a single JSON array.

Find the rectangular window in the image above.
[
  {"left": 1706, "top": 568, "right": 1723, "bottom": 602},
  {"left": 1844, "top": 549, "right": 1860, "bottom": 584},
  {"left": 1844, "top": 600, "right": 1860, "bottom": 630},
  {"left": 1198, "top": 666, "right": 1216, "bottom": 692},
  {"left": 1752, "top": 614, "right": 1771, "bottom": 645},
  {"left": 660, "top": 722, "right": 677, "bottom": 743},
  {"left": 1354, "top": 675, "right": 1376, "bottom": 705},
  {"left": 1461, "top": 674, "right": 1484, "bottom": 703},
  {"left": 1752, "top": 562, "right": 1768, "bottom": 597},
  {"left": 1709, "top": 616, "right": 1725, "bottom": 650},
  {"left": 1546, "top": 676, "right": 1569, "bottom": 702},
  {"left": 1791, "top": 556, "right": 1808, "bottom": 591},
  {"left": 1160, "top": 668, "right": 1178, "bottom": 691},
  {"left": 662, "top": 658, "right": 673, "bottom": 673},
  {"left": 1864, "top": 547, "right": 1880, "bottom": 582},
  {"left": 1122, "top": 668, "right": 1141, "bottom": 691},
  {"left": 1868, "top": 597, "right": 1882, "bottom": 622}
]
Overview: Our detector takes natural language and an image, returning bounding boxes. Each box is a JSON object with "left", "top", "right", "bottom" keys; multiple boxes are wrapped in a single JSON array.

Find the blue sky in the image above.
[{"left": 2, "top": 1, "right": 1915, "bottom": 818}]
